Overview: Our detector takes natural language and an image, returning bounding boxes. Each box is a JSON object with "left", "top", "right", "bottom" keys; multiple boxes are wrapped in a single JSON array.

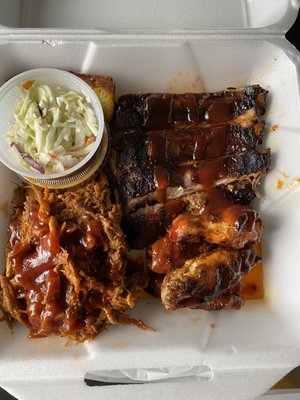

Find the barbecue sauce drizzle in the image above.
[
  {"left": 8, "top": 190, "right": 104, "bottom": 337},
  {"left": 136, "top": 93, "right": 265, "bottom": 299},
  {"left": 143, "top": 93, "right": 264, "bottom": 198},
  {"left": 143, "top": 92, "right": 244, "bottom": 130}
]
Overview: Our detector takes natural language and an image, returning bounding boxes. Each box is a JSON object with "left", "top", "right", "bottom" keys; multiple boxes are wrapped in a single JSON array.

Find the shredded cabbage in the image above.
[{"left": 6, "top": 80, "right": 98, "bottom": 174}]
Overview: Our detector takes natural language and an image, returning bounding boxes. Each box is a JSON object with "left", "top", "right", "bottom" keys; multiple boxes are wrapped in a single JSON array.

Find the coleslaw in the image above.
[{"left": 6, "top": 79, "right": 98, "bottom": 174}]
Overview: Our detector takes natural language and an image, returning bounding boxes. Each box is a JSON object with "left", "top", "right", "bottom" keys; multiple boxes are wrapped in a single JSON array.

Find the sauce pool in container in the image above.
[{"left": 239, "top": 243, "right": 264, "bottom": 300}]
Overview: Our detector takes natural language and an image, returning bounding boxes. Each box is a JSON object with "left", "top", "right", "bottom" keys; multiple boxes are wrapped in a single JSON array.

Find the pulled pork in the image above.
[{"left": 0, "top": 173, "right": 148, "bottom": 342}]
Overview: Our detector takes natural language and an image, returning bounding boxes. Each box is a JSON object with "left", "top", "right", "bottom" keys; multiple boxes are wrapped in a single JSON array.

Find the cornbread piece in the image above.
[{"left": 73, "top": 72, "right": 115, "bottom": 123}]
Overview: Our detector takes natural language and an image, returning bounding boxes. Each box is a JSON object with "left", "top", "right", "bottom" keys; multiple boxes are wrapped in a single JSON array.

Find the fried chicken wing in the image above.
[
  {"left": 168, "top": 211, "right": 261, "bottom": 249},
  {"left": 161, "top": 247, "right": 256, "bottom": 310}
]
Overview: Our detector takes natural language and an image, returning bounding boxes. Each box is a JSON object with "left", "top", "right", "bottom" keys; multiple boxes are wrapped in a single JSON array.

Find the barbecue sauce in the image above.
[
  {"left": 142, "top": 91, "right": 250, "bottom": 129},
  {"left": 115, "top": 86, "right": 267, "bottom": 132},
  {"left": 148, "top": 158, "right": 263, "bottom": 300},
  {"left": 146, "top": 124, "right": 253, "bottom": 166},
  {"left": 123, "top": 198, "right": 186, "bottom": 249},
  {"left": 7, "top": 193, "right": 104, "bottom": 337},
  {"left": 151, "top": 237, "right": 211, "bottom": 274},
  {"left": 239, "top": 243, "right": 264, "bottom": 299}
]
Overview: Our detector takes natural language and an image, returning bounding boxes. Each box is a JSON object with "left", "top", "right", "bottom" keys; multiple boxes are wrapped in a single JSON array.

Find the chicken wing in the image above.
[{"left": 161, "top": 247, "right": 257, "bottom": 310}]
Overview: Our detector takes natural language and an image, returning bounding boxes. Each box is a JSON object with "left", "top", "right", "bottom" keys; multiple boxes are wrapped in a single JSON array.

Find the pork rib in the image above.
[
  {"left": 113, "top": 85, "right": 268, "bottom": 131},
  {"left": 111, "top": 149, "right": 270, "bottom": 209},
  {"left": 112, "top": 122, "right": 264, "bottom": 162}
]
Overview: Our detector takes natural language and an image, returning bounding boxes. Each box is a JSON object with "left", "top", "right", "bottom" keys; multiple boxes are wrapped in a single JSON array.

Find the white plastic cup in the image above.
[{"left": 0, "top": 68, "right": 105, "bottom": 180}]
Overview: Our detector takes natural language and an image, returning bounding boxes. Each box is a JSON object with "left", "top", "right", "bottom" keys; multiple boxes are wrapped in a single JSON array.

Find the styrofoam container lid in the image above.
[
  {"left": 0, "top": 68, "right": 104, "bottom": 180},
  {"left": 0, "top": 0, "right": 299, "bottom": 32}
]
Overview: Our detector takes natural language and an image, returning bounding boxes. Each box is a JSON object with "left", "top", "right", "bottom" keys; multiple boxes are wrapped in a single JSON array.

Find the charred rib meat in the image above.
[
  {"left": 113, "top": 85, "right": 268, "bottom": 131},
  {"left": 111, "top": 134, "right": 270, "bottom": 207},
  {"left": 109, "top": 85, "right": 270, "bottom": 312}
]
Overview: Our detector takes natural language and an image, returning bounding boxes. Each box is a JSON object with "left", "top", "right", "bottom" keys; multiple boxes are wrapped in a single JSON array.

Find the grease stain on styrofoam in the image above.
[
  {"left": 277, "top": 179, "right": 284, "bottom": 189},
  {"left": 280, "top": 170, "right": 289, "bottom": 179},
  {"left": 189, "top": 316, "right": 202, "bottom": 325},
  {"left": 275, "top": 170, "right": 300, "bottom": 190},
  {"left": 106, "top": 340, "right": 128, "bottom": 350},
  {"left": 0, "top": 200, "right": 8, "bottom": 216},
  {"left": 270, "top": 124, "right": 279, "bottom": 133},
  {"left": 253, "top": 57, "right": 284, "bottom": 88},
  {"left": 176, "top": 308, "right": 189, "bottom": 316},
  {"left": 21, "top": 338, "right": 76, "bottom": 360},
  {"left": 166, "top": 68, "right": 205, "bottom": 93}
]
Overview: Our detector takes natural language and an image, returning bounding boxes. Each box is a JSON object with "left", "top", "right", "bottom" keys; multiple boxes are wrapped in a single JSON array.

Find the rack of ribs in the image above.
[{"left": 109, "top": 85, "right": 270, "bottom": 311}]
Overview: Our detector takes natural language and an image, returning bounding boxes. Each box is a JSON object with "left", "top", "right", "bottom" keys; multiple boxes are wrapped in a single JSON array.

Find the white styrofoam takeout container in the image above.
[{"left": 0, "top": 1, "right": 300, "bottom": 399}]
